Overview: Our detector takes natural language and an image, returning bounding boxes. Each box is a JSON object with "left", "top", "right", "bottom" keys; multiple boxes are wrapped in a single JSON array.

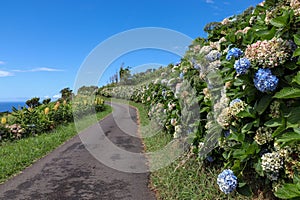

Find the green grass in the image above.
[
  {"left": 0, "top": 104, "right": 112, "bottom": 183},
  {"left": 106, "top": 98, "right": 253, "bottom": 200}
]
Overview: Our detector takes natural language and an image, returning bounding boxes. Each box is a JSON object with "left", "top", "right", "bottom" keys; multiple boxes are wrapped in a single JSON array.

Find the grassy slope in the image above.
[{"left": 0, "top": 104, "right": 112, "bottom": 183}]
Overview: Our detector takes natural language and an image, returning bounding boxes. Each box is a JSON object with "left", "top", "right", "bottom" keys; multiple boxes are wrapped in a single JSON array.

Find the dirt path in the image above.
[{"left": 0, "top": 102, "right": 156, "bottom": 200}]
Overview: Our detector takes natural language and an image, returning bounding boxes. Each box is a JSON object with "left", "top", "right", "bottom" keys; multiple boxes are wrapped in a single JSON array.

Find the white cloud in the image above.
[
  {"left": 52, "top": 94, "right": 61, "bottom": 99},
  {"left": 0, "top": 70, "right": 13, "bottom": 77},
  {"left": 12, "top": 67, "right": 64, "bottom": 73},
  {"left": 0, "top": 61, "right": 6, "bottom": 65},
  {"left": 205, "top": 0, "right": 214, "bottom": 4}
]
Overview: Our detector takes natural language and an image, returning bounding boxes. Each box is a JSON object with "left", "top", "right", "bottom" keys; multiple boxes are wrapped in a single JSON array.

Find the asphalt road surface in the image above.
[{"left": 0, "top": 102, "right": 156, "bottom": 200}]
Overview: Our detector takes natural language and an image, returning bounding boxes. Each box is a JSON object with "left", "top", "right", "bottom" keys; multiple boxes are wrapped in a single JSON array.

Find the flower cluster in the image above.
[
  {"left": 205, "top": 50, "right": 221, "bottom": 62},
  {"left": 269, "top": 101, "right": 281, "bottom": 118},
  {"left": 254, "top": 127, "right": 273, "bottom": 145},
  {"left": 226, "top": 47, "right": 243, "bottom": 60},
  {"left": 290, "top": 0, "right": 300, "bottom": 15},
  {"left": 229, "top": 98, "right": 246, "bottom": 116},
  {"left": 235, "top": 27, "right": 251, "bottom": 35},
  {"left": 254, "top": 68, "right": 279, "bottom": 93},
  {"left": 261, "top": 151, "right": 283, "bottom": 180},
  {"left": 217, "top": 108, "right": 231, "bottom": 128},
  {"left": 245, "top": 38, "right": 291, "bottom": 68},
  {"left": 6, "top": 124, "right": 24, "bottom": 139},
  {"left": 234, "top": 58, "right": 251, "bottom": 75},
  {"left": 174, "top": 125, "right": 182, "bottom": 139},
  {"left": 217, "top": 169, "right": 238, "bottom": 194}
]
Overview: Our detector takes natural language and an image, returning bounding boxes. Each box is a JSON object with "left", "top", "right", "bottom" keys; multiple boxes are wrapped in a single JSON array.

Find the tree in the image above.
[
  {"left": 42, "top": 98, "right": 51, "bottom": 104},
  {"left": 26, "top": 97, "right": 41, "bottom": 108},
  {"left": 60, "top": 87, "right": 73, "bottom": 102}
]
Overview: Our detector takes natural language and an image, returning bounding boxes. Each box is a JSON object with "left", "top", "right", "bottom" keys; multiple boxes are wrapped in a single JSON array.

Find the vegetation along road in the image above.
[{"left": 0, "top": 102, "right": 156, "bottom": 200}]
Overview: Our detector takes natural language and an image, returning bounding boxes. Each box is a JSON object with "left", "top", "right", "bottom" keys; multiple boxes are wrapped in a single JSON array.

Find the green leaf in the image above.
[
  {"left": 294, "top": 34, "right": 300, "bottom": 46},
  {"left": 276, "top": 132, "right": 300, "bottom": 143},
  {"left": 265, "top": 118, "right": 282, "bottom": 127},
  {"left": 255, "top": 95, "right": 272, "bottom": 115},
  {"left": 272, "top": 124, "right": 286, "bottom": 137},
  {"left": 255, "top": 27, "right": 276, "bottom": 40},
  {"left": 270, "top": 12, "right": 289, "bottom": 28},
  {"left": 274, "top": 88, "right": 300, "bottom": 99},
  {"left": 274, "top": 183, "right": 300, "bottom": 199},
  {"left": 292, "top": 71, "right": 300, "bottom": 85},
  {"left": 237, "top": 184, "right": 252, "bottom": 197},
  {"left": 293, "top": 48, "right": 300, "bottom": 57},
  {"left": 241, "top": 122, "right": 253, "bottom": 134},
  {"left": 286, "top": 107, "right": 300, "bottom": 128}
]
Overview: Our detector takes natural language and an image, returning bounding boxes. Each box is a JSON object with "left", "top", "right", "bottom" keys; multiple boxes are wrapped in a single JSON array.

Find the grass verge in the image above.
[
  {"left": 107, "top": 98, "right": 252, "bottom": 200},
  {"left": 0, "top": 104, "right": 112, "bottom": 183}
]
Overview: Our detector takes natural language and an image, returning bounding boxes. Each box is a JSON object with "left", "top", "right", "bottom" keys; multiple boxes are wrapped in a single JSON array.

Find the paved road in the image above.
[{"left": 0, "top": 102, "right": 156, "bottom": 200}]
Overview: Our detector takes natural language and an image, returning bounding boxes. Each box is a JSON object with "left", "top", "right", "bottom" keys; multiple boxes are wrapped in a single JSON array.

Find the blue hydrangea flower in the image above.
[
  {"left": 217, "top": 169, "right": 238, "bottom": 194},
  {"left": 179, "top": 72, "right": 184, "bottom": 79},
  {"left": 254, "top": 68, "right": 279, "bottom": 92},
  {"left": 229, "top": 98, "right": 242, "bottom": 107},
  {"left": 206, "top": 156, "right": 214, "bottom": 162},
  {"left": 234, "top": 57, "right": 251, "bottom": 75},
  {"left": 226, "top": 47, "right": 243, "bottom": 60},
  {"left": 224, "top": 130, "right": 230, "bottom": 138}
]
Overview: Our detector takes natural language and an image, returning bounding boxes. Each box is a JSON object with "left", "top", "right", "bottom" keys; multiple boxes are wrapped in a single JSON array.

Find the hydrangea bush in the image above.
[{"left": 99, "top": 0, "right": 300, "bottom": 199}]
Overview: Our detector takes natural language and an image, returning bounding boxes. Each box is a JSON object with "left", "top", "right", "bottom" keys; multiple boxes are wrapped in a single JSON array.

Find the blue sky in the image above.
[{"left": 0, "top": 0, "right": 261, "bottom": 102}]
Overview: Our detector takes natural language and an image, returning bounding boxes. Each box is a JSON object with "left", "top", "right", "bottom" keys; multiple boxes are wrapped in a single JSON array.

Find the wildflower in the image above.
[
  {"left": 261, "top": 151, "right": 283, "bottom": 181},
  {"left": 217, "top": 169, "right": 238, "bottom": 194},
  {"left": 229, "top": 98, "right": 246, "bottom": 116},
  {"left": 254, "top": 127, "right": 273, "bottom": 145},
  {"left": 254, "top": 68, "right": 279, "bottom": 92},
  {"left": 234, "top": 58, "right": 251, "bottom": 75},
  {"left": 44, "top": 107, "right": 50, "bottom": 115},
  {"left": 226, "top": 47, "right": 243, "bottom": 60},
  {"left": 1, "top": 117, "right": 7, "bottom": 125}
]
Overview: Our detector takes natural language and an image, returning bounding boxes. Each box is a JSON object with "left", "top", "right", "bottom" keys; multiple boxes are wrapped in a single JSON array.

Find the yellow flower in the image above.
[
  {"left": 44, "top": 107, "right": 50, "bottom": 115},
  {"left": 1, "top": 117, "right": 7, "bottom": 125},
  {"left": 53, "top": 102, "right": 60, "bottom": 111},
  {"left": 63, "top": 100, "right": 67, "bottom": 105},
  {"left": 28, "top": 107, "right": 33, "bottom": 112}
]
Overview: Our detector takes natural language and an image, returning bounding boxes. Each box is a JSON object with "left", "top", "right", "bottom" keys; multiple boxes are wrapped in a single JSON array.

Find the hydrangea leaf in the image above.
[
  {"left": 274, "top": 183, "right": 300, "bottom": 199},
  {"left": 264, "top": 118, "right": 282, "bottom": 127},
  {"left": 270, "top": 11, "right": 289, "bottom": 28},
  {"left": 276, "top": 132, "right": 300, "bottom": 143},
  {"left": 255, "top": 95, "right": 273, "bottom": 115},
  {"left": 236, "top": 184, "right": 252, "bottom": 197},
  {"left": 292, "top": 71, "right": 300, "bottom": 85},
  {"left": 274, "top": 87, "right": 300, "bottom": 99},
  {"left": 293, "top": 48, "right": 300, "bottom": 58},
  {"left": 294, "top": 34, "right": 300, "bottom": 46}
]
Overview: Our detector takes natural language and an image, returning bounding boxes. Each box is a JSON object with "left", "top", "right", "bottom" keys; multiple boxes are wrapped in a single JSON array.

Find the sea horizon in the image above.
[{"left": 0, "top": 101, "right": 27, "bottom": 112}]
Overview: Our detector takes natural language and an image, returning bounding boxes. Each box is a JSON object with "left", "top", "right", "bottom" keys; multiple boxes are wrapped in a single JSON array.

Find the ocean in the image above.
[{"left": 0, "top": 102, "right": 27, "bottom": 112}]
